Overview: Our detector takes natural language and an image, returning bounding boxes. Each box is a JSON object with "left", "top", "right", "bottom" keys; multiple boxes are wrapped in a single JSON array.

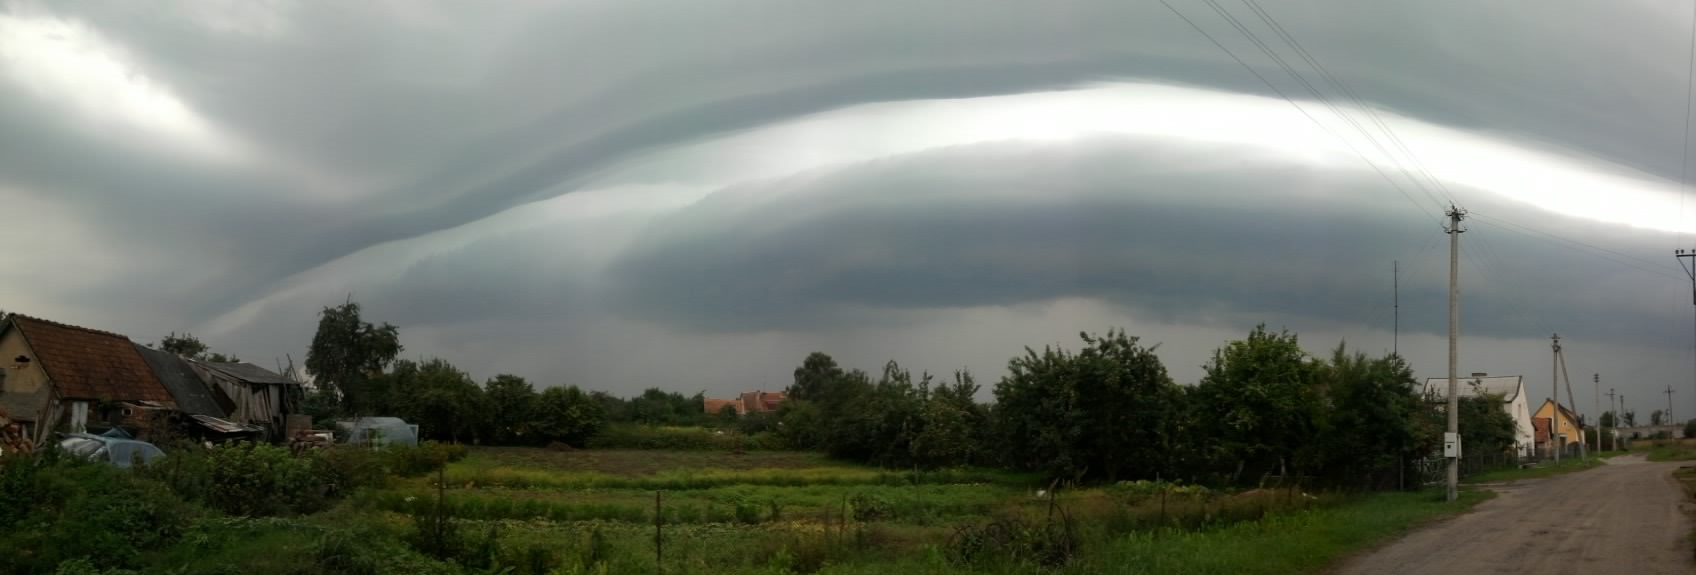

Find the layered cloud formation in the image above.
[{"left": 3, "top": 1, "right": 1694, "bottom": 417}]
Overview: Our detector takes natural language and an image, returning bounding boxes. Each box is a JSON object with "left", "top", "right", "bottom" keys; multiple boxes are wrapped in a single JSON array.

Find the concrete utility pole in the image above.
[
  {"left": 1552, "top": 333, "right": 1562, "bottom": 463},
  {"left": 1445, "top": 205, "right": 1465, "bottom": 503},
  {"left": 1666, "top": 385, "right": 1677, "bottom": 426},
  {"left": 1394, "top": 260, "right": 1399, "bottom": 357},
  {"left": 1558, "top": 345, "right": 1583, "bottom": 462},
  {"left": 1677, "top": 250, "right": 1696, "bottom": 425},
  {"left": 1607, "top": 386, "right": 1618, "bottom": 451},
  {"left": 1594, "top": 373, "right": 1601, "bottom": 452}
]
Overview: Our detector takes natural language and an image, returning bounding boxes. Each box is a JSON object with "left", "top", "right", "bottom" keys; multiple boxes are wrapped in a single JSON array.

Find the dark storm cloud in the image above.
[
  {"left": 9, "top": 0, "right": 1696, "bottom": 318},
  {"left": 605, "top": 137, "right": 1683, "bottom": 345}
]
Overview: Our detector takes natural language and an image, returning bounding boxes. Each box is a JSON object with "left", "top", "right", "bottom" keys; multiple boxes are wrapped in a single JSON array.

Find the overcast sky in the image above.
[{"left": 5, "top": 0, "right": 1696, "bottom": 421}]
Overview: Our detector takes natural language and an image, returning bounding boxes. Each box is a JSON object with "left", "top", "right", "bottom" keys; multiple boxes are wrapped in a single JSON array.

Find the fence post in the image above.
[{"left": 655, "top": 490, "right": 663, "bottom": 575}]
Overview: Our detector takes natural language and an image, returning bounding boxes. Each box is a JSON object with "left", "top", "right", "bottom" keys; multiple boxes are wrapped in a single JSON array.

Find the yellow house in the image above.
[{"left": 1532, "top": 399, "right": 1584, "bottom": 454}]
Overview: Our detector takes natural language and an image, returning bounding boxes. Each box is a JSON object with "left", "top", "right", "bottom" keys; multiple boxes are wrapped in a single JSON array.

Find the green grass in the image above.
[
  {"left": 1077, "top": 490, "right": 1492, "bottom": 575},
  {"left": 1645, "top": 441, "right": 1696, "bottom": 462},
  {"left": 1461, "top": 457, "right": 1603, "bottom": 484}
]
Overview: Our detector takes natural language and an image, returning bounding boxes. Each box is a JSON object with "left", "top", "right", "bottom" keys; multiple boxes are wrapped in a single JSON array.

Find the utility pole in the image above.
[
  {"left": 1394, "top": 260, "right": 1400, "bottom": 357},
  {"left": 1594, "top": 373, "right": 1601, "bottom": 453},
  {"left": 1607, "top": 386, "right": 1617, "bottom": 451},
  {"left": 1557, "top": 344, "right": 1583, "bottom": 462},
  {"left": 1444, "top": 205, "right": 1465, "bottom": 502},
  {"left": 1677, "top": 250, "right": 1696, "bottom": 427},
  {"left": 1551, "top": 333, "right": 1561, "bottom": 463},
  {"left": 1666, "top": 384, "right": 1677, "bottom": 427}
]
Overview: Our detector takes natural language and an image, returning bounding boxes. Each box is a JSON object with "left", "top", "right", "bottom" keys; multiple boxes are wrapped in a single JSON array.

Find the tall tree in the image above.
[
  {"left": 382, "top": 359, "right": 487, "bottom": 443},
  {"left": 1191, "top": 325, "right": 1321, "bottom": 483},
  {"left": 532, "top": 385, "right": 607, "bottom": 447},
  {"left": 1317, "top": 344, "right": 1432, "bottom": 488},
  {"left": 1652, "top": 409, "right": 1665, "bottom": 426},
  {"left": 485, "top": 374, "right": 538, "bottom": 445},
  {"left": 994, "top": 330, "right": 1183, "bottom": 482},
  {"left": 1623, "top": 410, "right": 1638, "bottom": 427},
  {"left": 305, "top": 301, "right": 401, "bottom": 414}
]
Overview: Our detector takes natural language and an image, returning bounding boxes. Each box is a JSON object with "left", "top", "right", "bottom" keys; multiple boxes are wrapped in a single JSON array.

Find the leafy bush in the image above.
[
  {"left": 202, "top": 442, "right": 325, "bottom": 516},
  {"left": 383, "top": 441, "right": 466, "bottom": 478},
  {"left": 0, "top": 456, "right": 195, "bottom": 573}
]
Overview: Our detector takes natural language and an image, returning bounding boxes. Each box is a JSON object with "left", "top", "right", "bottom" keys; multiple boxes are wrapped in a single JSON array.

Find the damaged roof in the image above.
[
  {"left": 5, "top": 316, "right": 175, "bottom": 405},
  {"left": 134, "top": 345, "right": 225, "bottom": 417},
  {"left": 202, "top": 362, "right": 298, "bottom": 385}
]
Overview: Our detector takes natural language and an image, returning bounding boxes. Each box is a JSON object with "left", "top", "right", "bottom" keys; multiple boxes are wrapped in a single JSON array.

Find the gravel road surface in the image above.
[{"left": 1334, "top": 455, "right": 1693, "bottom": 575}]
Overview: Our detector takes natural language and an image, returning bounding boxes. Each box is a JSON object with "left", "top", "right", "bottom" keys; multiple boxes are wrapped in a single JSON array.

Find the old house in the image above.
[
  {"left": 1533, "top": 398, "right": 1584, "bottom": 457},
  {"left": 134, "top": 344, "right": 263, "bottom": 440},
  {"left": 1421, "top": 374, "right": 1534, "bottom": 458},
  {"left": 188, "top": 361, "right": 300, "bottom": 440},
  {"left": 0, "top": 316, "right": 177, "bottom": 445}
]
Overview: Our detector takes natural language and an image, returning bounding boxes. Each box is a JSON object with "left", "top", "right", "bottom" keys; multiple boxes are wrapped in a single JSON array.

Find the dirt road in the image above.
[{"left": 1335, "top": 455, "right": 1693, "bottom": 575}]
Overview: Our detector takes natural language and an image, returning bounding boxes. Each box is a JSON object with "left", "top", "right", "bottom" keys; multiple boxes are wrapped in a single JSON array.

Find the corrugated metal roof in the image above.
[
  {"left": 1421, "top": 375, "right": 1522, "bottom": 401},
  {"left": 7, "top": 316, "right": 175, "bottom": 405},
  {"left": 202, "top": 362, "right": 298, "bottom": 385},
  {"left": 134, "top": 345, "right": 225, "bottom": 417},
  {"left": 189, "top": 414, "right": 263, "bottom": 434}
]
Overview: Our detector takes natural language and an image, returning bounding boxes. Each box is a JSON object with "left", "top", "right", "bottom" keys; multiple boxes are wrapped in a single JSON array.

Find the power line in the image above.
[
  {"left": 1197, "top": 0, "right": 1451, "bottom": 214},
  {"left": 1468, "top": 212, "right": 1686, "bottom": 281},
  {"left": 1236, "top": 0, "right": 1460, "bottom": 209},
  {"left": 1681, "top": 0, "right": 1696, "bottom": 251},
  {"left": 1155, "top": 0, "right": 1441, "bottom": 225}
]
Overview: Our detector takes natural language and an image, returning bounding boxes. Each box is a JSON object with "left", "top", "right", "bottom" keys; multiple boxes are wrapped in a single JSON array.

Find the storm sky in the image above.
[{"left": 4, "top": 0, "right": 1696, "bottom": 421}]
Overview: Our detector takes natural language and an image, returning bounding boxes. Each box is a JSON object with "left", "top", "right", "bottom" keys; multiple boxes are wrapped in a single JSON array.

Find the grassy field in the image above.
[{"left": 326, "top": 447, "right": 1493, "bottom": 574}]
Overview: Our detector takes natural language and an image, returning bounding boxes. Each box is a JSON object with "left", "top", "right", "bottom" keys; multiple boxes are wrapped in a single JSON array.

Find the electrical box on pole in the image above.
[{"left": 1443, "top": 432, "right": 1462, "bottom": 459}]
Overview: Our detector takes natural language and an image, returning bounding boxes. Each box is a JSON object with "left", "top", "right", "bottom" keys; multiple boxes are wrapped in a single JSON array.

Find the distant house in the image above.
[
  {"left": 0, "top": 316, "right": 177, "bottom": 445},
  {"left": 1533, "top": 398, "right": 1584, "bottom": 457},
  {"left": 703, "top": 390, "right": 787, "bottom": 416},
  {"left": 187, "top": 361, "right": 300, "bottom": 440},
  {"left": 1422, "top": 374, "right": 1534, "bottom": 458}
]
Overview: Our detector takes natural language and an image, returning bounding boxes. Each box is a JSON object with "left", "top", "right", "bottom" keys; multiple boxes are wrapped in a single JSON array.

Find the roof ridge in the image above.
[{"left": 9, "top": 314, "right": 135, "bottom": 341}]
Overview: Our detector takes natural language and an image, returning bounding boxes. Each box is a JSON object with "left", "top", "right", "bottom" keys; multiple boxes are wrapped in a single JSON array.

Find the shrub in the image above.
[
  {"left": 0, "top": 457, "right": 195, "bottom": 573},
  {"left": 202, "top": 442, "right": 325, "bottom": 516}
]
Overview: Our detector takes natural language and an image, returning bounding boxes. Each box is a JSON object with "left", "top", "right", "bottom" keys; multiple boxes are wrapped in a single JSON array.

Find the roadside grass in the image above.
[
  {"left": 1644, "top": 439, "right": 1696, "bottom": 462},
  {"left": 1675, "top": 467, "right": 1696, "bottom": 560},
  {"left": 1462, "top": 457, "right": 1602, "bottom": 484},
  {"left": 1076, "top": 489, "right": 1493, "bottom": 575}
]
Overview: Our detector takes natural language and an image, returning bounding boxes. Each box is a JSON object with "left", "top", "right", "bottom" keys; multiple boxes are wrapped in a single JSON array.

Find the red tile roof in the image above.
[{"left": 8, "top": 316, "right": 175, "bottom": 405}]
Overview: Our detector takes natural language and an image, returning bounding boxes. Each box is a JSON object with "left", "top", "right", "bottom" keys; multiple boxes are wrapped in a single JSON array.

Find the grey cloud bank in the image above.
[{"left": 1, "top": 1, "right": 1694, "bottom": 418}]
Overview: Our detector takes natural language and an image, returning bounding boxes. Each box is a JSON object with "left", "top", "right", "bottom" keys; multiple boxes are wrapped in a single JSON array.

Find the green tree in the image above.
[
  {"left": 1652, "top": 409, "right": 1665, "bottom": 426},
  {"left": 716, "top": 404, "right": 741, "bottom": 428},
  {"left": 1599, "top": 411, "right": 1617, "bottom": 428},
  {"left": 1623, "top": 410, "right": 1638, "bottom": 427},
  {"left": 1685, "top": 419, "right": 1696, "bottom": 440},
  {"left": 485, "top": 374, "right": 538, "bottom": 445},
  {"left": 1190, "top": 325, "right": 1321, "bottom": 483},
  {"left": 787, "top": 352, "right": 848, "bottom": 403},
  {"left": 380, "top": 359, "right": 487, "bottom": 443},
  {"left": 305, "top": 300, "right": 401, "bottom": 414},
  {"left": 156, "top": 332, "right": 241, "bottom": 363},
  {"left": 911, "top": 370, "right": 988, "bottom": 468},
  {"left": 994, "top": 330, "right": 1183, "bottom": 482},
  {"left": 1453, "top": 393, "right": 1516, "bottom": 456},
  {"left": 1317, "top": 345, "right": 1431, "bottom": 488},
  {"left": 531, "top": 385, "right": 606, "bottom": 447}
]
